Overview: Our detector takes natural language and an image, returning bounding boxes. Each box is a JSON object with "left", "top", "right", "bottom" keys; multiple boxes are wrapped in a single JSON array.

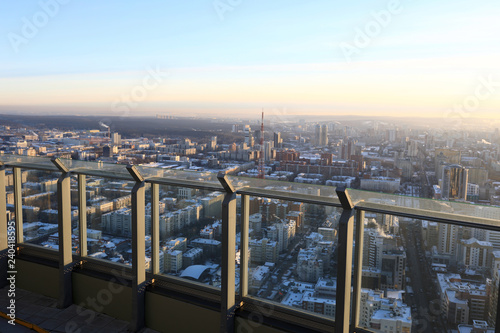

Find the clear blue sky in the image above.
[{"left": 0, "top": 0, "right": 499, "bottom": 119}]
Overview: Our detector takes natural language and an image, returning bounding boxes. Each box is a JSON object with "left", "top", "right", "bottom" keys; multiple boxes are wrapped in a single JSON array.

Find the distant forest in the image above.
[{"left": 0, "top": 114, "right": 241, "bottom": 143}]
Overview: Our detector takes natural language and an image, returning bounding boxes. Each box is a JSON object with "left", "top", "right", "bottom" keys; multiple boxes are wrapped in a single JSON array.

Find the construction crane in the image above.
[{"left": 257, "top": 110, "right": 265, "bottom": 179}]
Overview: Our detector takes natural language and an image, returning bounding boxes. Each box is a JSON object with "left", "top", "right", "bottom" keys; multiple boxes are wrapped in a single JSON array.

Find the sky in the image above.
[{"left": 0, "top": 0, "right": 499, "bottom": 121}]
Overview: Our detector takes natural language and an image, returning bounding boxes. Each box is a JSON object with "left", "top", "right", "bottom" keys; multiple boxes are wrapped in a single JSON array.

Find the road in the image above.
[
  {"left": 255, "top": 235, "right": 303, "bottom": 300},
  {"left": 402, "top": 221, "right": 447, "bottom": 333}
]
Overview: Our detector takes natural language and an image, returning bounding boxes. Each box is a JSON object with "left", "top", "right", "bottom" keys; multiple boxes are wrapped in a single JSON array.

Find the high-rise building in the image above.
[
  {"left": 459, "top": 238, "right": 492, "bottom": 268},
  {"left": 249, "top": 238, "right": 278, "bottom": 264},
  {"left": 381, "top": 251, "right": 406, "bottom": 290},
  {"left": 267, "top": 220, "right": 296, "bottom": 252},
  {"left": 164, "top": 250, "right": 183, "bottom": 273},
  {"left": 244, "top": 125, "right": 253, "bottom": 147},
  {"left": 209, "top": 136, "right": 217, "bottom": 151},
  {"left": 320, "top": 124, "right": 328, "bottom": 146},
  {"left": 438, "top": 223, "right": 459, "bottom": 255},
  {"left": 313, "top": 124, "right": 328, "bottom": 146},
  {"left": 467, "top": 183, "right": 480, "bottom": 201},
  {"left": 363, "top": 228, "right": 384, "bottom": 269},
  {"left": 442, "top": 164, "right": 468, "bottom": 201},
  {"left": 111, "top": 132, "right": 121, "bottom": 145},
  {"left": 264, "top": 141, "right": 273, "bottom": 162},
  {"left": 101, "top": 208, "right": 152, "bottom": 237},
  {"left": 273, "top": 132, "right": 282, "bottom": 148},
  {"left": 314, "top": 124, "right": 322, "bottom": 146},
  {"left": 249, "top": 213, "right": 262, "bottom": 233},
  {"left": 341, "top": 139, "right": 355, "bottom": 160},
  {"left": 297, "top": 247, "right": 324, "bottom": 282}
]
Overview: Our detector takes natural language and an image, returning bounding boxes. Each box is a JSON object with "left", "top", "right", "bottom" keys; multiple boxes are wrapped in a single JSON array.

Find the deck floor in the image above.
[{"left": 0, "top": 286, "right": 160, "bottom": 333}]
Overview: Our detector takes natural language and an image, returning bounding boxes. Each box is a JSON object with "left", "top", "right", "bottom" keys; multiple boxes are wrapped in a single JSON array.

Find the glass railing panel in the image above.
[
  {"left": 137, "top": 164, "right": 223, "bottom": 190},
  {"left": 80, "top": 176, "right": 135, "bottom": 266},
  {"left": 150, "top": 184, "right": 224, "bottom": 289},
  {"left": 70, "top": 174, "right": 79, "bottom": 254},
  {"left": 0, "top": 154, "right": 59, "bottom": 171},
  {"left": 59, "top": 158, "right": 134, "bottom": 180},
  {"left": 243, "top": 195, "right": 340, "bottom": 320},
  {"left": 230, "top": 175, "right": 341, "bottom": 206},
  {"left": 15, "top": 170, "right": 61, "bottom": 250},
  {"left": 349, "top": 189, "right": 500, "bottom": 228},
  {"left": 356, "top": 211, "right": 498, "bottom": 332}
]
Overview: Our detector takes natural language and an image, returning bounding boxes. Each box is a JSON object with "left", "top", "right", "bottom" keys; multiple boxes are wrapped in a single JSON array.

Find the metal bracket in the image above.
[
  {"left": 217, "top": 171, "right": 235, "bottom": 193},
  {"left": 127, "top": 165, "right": 145, "bottom": 183},
  {"left": 51, "top": 157, "right": 69, "bottom": 173},
  {"left": 336, "top": 186, "right": 353, "bottom": 210}
]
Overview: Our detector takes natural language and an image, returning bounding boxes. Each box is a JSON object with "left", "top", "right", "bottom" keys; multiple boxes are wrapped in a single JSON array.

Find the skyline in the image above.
[{"left": 1, "top": 0, "right": 499, "bottom": 119}]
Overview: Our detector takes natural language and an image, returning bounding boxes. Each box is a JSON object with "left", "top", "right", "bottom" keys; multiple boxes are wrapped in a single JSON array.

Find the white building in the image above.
[
  {"left": 359, "top": 289, "right": 412, "bottom": 332},
  {"left": 101, "top": 208, "right": 151, "bottom": 237},
  {"left": 183, "top": 248, "right": 203, "bottom": 268},
  {"left": 249, "top": 213, "right": 262, "bottom": 233},
  {"left": 249, "top": 238, "right": 278, "bottom": 264},
  {"left": 437, "top": 273, "right": 488, "bottom": 325},
  {"left": 249, "top": 265, "right": 270, "bottom": 291},
  {"left": 267, "top": 220, "right": 296, "bottom": 252},
  {"left": 297, "top": 248, "right": 323, "bottom": 282},
  {"left": 164, "top": 250, "right": 183, "bottom": 273},
  {"left": 459, "top": 238, "right": 492, "bottom": 268}
]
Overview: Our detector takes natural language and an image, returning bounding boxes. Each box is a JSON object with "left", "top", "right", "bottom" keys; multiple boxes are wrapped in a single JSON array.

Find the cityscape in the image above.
[
  {"left": 1, "top": 1, "right": 500, "bottom": 332},
  {"left": 1, "top": 113, "right": 500, "bottom": 332}
]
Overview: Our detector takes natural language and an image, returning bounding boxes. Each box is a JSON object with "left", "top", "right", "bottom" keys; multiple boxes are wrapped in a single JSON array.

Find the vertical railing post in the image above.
[
  {"left": 151, "top": 183, "right": 160, "bottom": 275},
  {"left": 13, "top": 167, "right": 23, "bottom": 244},
  {"left": 78, "top": 174, "right": 87, "bottom": 257},
  {"left": 335, "top": 187, "right": 354, "bottom": 333},
  {"left": 127, "top": 165, "right": 146, "bottom": 332},
  {"left": 218, "top": 172, "right": 237, "bottom": 333},
  {"left": 239, "top": 194, "right": 249, "bottom": 301},
  {"left": 52, "top": 157, "right": 73, "bottom": 308},
  {"left": 351, "top": 209, "right": 365, "bottom": 330},
  {"left": 0, "top": 163, "right": 8, "bottom": 288}
]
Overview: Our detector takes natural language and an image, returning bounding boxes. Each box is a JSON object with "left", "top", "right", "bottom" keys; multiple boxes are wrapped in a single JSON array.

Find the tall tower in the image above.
[
  {"left": 244, "top": 125, "right": 252, "bottom": 146},
  {"left": 314, "top": 124, "right": 322, "bottom": 146},
  {"left": 273, "top": 132, "right": 282, "bottom": 148},
  {"left": 321, "top": 124, "right": 328, "bottom": 146},
  {"left": 210, "top": 136, "right": 217, "bottom": 151},
  {"left": 258, "top": 111, "right": 265, "bottom": 179}
]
